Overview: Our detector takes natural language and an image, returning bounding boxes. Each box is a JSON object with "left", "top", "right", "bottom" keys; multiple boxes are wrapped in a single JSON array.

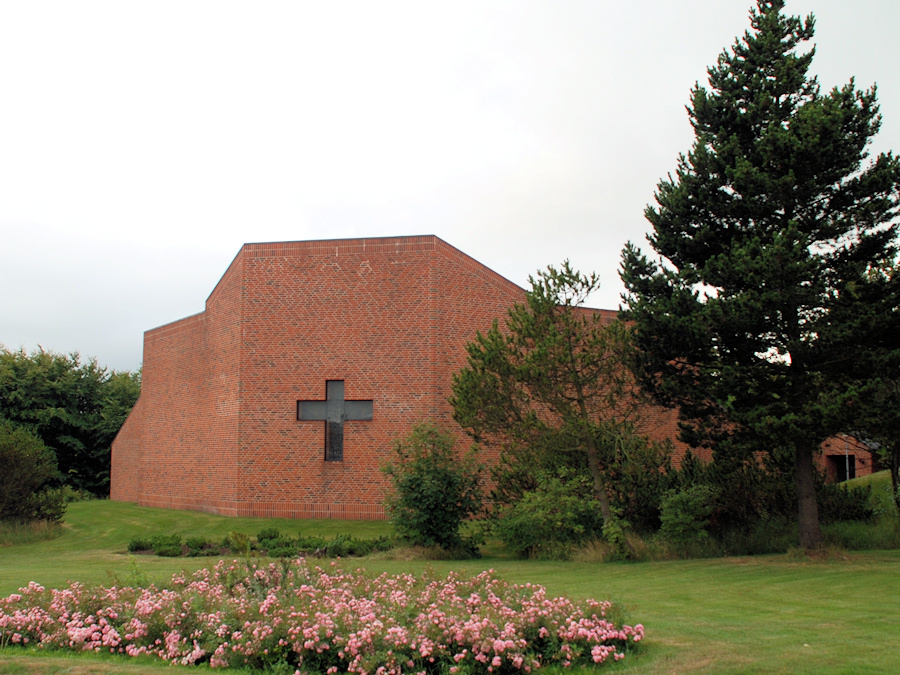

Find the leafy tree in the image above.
[
  {"left": 620, "top": 1, "right": 900, "bottom": 548},
  {"left": 382, "top": 422, "right": 483, "bottom": 553},
  {"left": 0, "top": 347, "right": 141, "bottom": 496},
  {"left": 659, "top": 485, "right": 716, "bottom": 547},
  {"left": 0, "top": 421, "right": 66, "bottom": 522},
  {"left": 451, "top": 262, "right": 649, "bottom": 533},
  {"left": 97, "top": 369, "right": 143, "bottom": 442},
  {"left": 491, "top": 472, "right": 604, "bottom": 559}
]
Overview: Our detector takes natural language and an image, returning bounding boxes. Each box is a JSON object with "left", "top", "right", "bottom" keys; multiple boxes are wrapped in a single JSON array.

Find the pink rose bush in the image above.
[{"left": 0, "top": 560, "right": 643, "bottom": 672}]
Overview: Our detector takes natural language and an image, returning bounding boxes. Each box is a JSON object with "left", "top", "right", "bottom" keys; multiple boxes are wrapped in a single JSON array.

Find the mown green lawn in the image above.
[{"left": 1, "top": 500, "right": 898, "bottom": 674}]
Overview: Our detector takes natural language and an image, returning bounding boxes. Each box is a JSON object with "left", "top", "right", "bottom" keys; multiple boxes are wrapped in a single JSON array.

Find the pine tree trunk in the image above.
[
  {"left": 567, "top": 343, "right": 615, "bottom": 526},
  {"left": 586, "top": 447, "right": 614, "bottom": 525},
  {"left": 796, "top": 445, "right": 822, "bottom": 549}
]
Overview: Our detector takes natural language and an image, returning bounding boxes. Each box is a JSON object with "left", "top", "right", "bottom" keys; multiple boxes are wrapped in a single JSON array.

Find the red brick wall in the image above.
[
  {"left": 136, "top": 313, "right": 215, "bottom": 512},
  {"left": 632, "top": 404, "right": 876, "bottom": 480},
  {"left": 200, "top": 248, "right": 245, "bottom": 514},
  {"left": 820, "top": 435, "right": 876, "bottom": 480},
  {"left": 111, "top": 235, "right": 869, "bottom": 518},
  {"left": 112, "top": 236, "right": 527, "bottom": 518},
  {"left": 109, "top": 396, "right": 143, "bottom": 501},
  {"left": 114, "top": 251, "right": 249, "bottom": 515}
]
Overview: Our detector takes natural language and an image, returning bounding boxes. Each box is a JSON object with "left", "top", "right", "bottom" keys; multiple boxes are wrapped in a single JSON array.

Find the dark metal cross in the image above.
[{"left": 297, "top": 380, "right": 373, "bottom": 461}]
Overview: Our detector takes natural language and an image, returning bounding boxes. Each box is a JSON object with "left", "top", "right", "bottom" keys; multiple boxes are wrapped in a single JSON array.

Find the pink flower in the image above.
[{"left": 0, "top": 559, "right": 642, "bottom": 672}]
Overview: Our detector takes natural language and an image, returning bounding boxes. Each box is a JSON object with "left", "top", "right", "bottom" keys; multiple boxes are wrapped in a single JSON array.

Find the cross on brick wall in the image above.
[{"left": 297, "top": 380, "right": 373, "bottom": 461}]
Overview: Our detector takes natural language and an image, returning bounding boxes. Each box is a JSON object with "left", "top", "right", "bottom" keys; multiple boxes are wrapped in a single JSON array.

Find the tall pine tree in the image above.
[{"left": 620, "top": 0, "right": 900, "bottom": 548}]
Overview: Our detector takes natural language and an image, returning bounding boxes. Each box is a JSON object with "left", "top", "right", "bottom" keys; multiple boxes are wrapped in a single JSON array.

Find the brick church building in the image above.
[{"left": 110, "top": 235, "right": 875, "bottom": 519}]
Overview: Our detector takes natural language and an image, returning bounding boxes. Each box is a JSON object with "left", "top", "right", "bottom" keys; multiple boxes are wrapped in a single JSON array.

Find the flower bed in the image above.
[{"left": 0, "top": 559, "right": 643, "bottom": 673}]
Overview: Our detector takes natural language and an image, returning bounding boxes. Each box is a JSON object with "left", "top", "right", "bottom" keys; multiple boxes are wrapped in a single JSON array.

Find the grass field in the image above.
[{"left": 1, "top": 499, "right": 898, "bottom": 674}]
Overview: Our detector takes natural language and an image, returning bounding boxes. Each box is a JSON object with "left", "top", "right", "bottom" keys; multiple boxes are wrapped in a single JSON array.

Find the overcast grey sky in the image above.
[{"left": 1, "top": 0, "right": 898, "bottom": 372}]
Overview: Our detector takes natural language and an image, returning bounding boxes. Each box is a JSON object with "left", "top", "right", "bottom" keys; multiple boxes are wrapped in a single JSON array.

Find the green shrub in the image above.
[
  {"left": 258, "top": 536, "right": 297, "bottom": 557},
  {"left": 660, "top": 485, "right": 715, "bottom": 545},
  {"left": 371, "top": 535, "right": 394, "bottom": 552},
  {"left": 126, "top": 530, "right": 394, "bottom": 560},
  {"left": 326, "top": 533, "right": 353, "bottom": 557},
  {"left": 127, "top": 537, "right": 154, "bottom": 553},
  {"left": 350, "top": 538, "right": 376, "bottom": 556},
  {"left": 818, "top": 482, "right": 874, "bottom": 524},
  {"left": 492, "top": 474, "right": 603, "bottom": 559},
  {"left": 57, "top": 485, "right": 95, "bottom": 504},
  {"left": 296, "top": 534, "right": 328, "bottom": 552},
  {"left": 151, "top": 534, "right": 183, "bottom": 557},
  {"left": 185, "top": 536, "right": 211, "bottom": 557},
  {"left": 267, "top": 540, "right": 300, "bottom": 558},
  {"left": 256, "top": 527, "right": 281, "bottom": 544},
  {"left": 23, "top": 488, "right": 68, "bottom": 524},
  {"left": 382, "top": 423, "right": 483, "bottom": 553},
  {"left": 0, "top": 421, "right": 66, "bottom": 523},
  {"left": 347, "top": 536, "right": 394, "bottom": 556},
  {"left": 226, "top": 531, "right": 251, "bottom": 556}
]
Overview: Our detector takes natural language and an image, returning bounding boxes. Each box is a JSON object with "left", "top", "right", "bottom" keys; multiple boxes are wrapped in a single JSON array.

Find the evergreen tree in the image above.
[
  {"left": 451, "top": 262, "right": 643, "bottom": 531},
  {"left": 620, "top": 1, "right": 900, "bottom": 548}
]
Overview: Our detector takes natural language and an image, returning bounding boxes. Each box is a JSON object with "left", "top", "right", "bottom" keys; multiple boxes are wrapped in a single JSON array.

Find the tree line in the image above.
[{"left": 0, "top": 346, "right": 140, "bottom": 521}]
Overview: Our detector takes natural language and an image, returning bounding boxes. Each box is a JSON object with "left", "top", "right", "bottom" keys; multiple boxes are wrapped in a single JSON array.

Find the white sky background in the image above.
[{"left": 1, "top": 1, "right": 898, "bottom": 372}]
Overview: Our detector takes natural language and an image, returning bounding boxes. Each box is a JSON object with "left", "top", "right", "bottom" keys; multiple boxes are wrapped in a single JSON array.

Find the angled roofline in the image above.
[{"left": 204, "top": 234, "right": 527, "bottom": 308}]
